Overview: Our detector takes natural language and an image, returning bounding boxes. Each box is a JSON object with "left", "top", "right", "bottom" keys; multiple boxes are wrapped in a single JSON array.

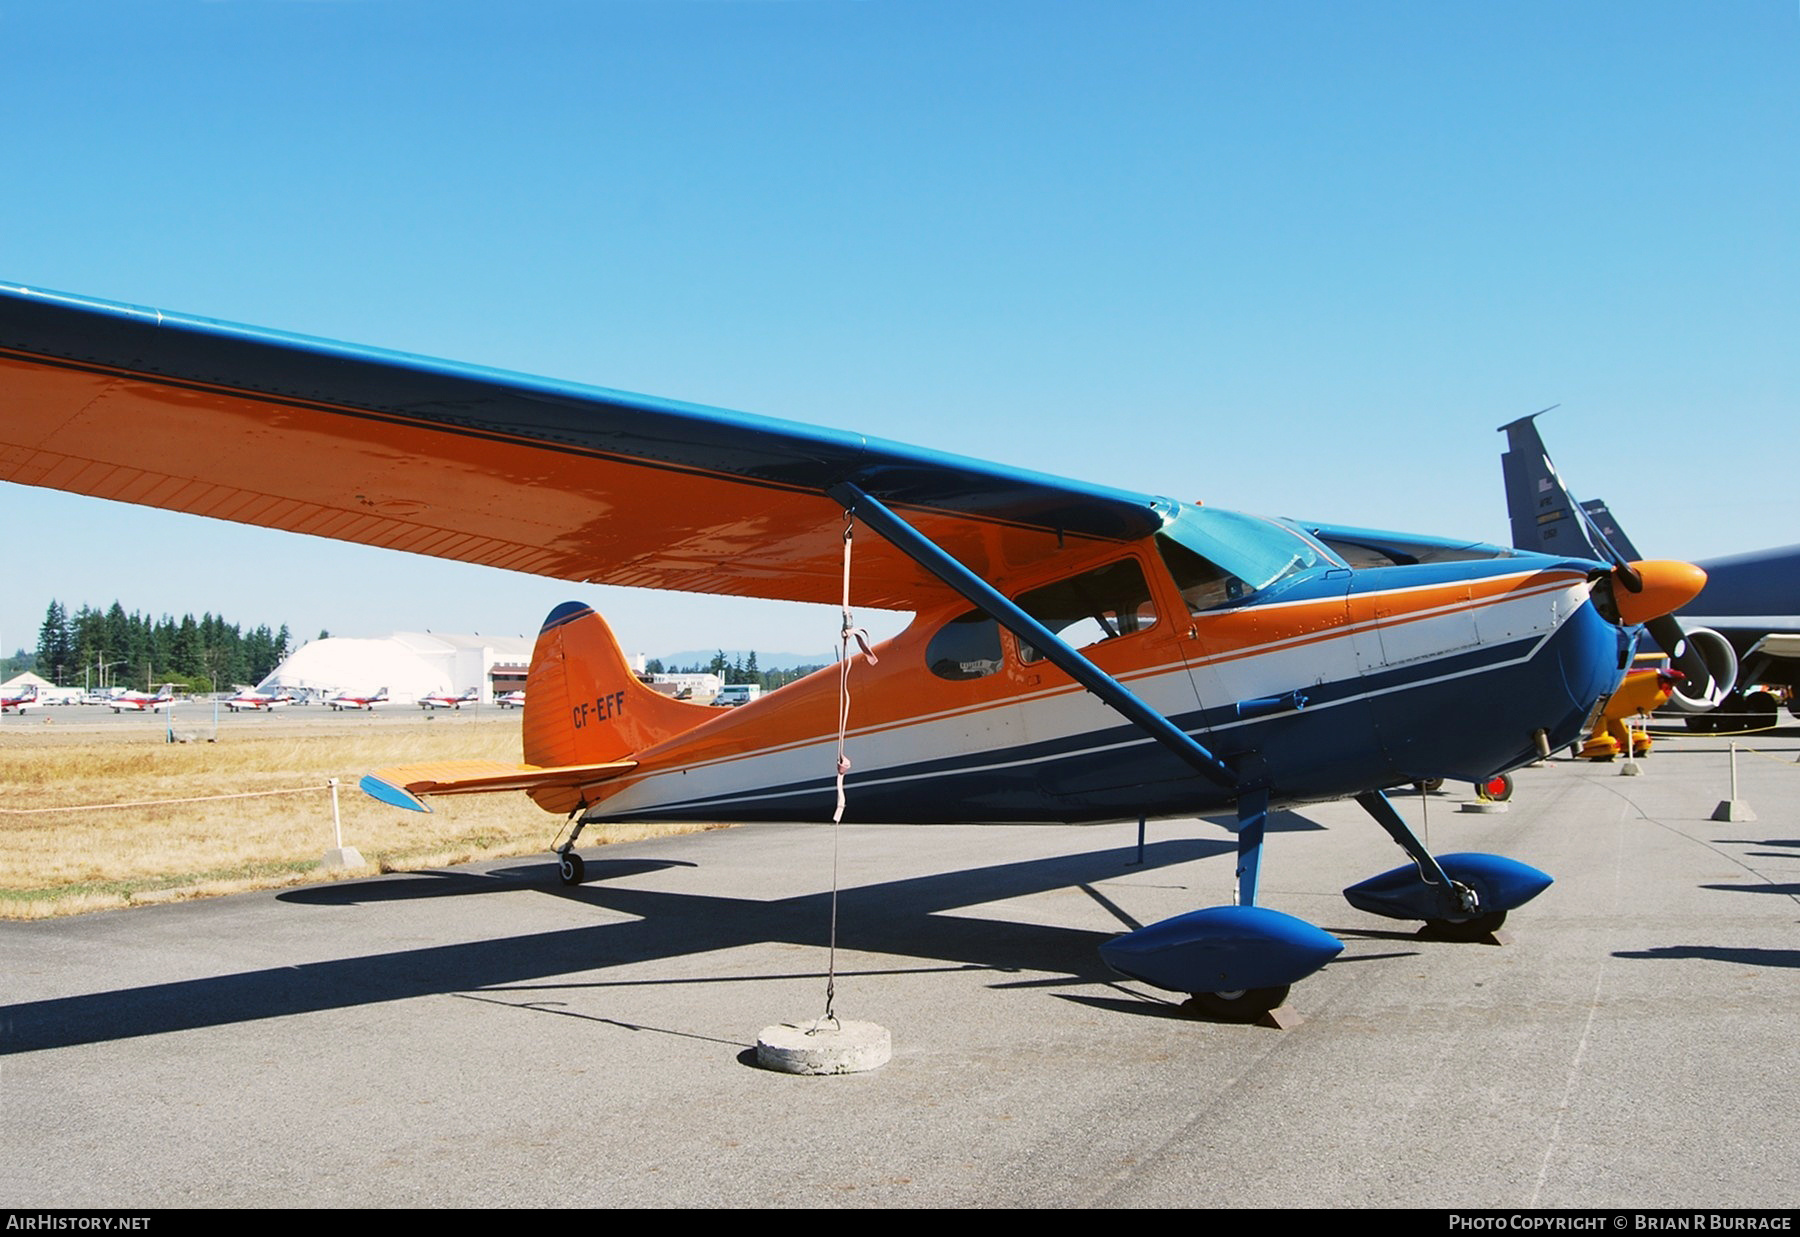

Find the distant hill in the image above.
[{"left": 651, "top": 650, "right": 835, "bottom": 672}]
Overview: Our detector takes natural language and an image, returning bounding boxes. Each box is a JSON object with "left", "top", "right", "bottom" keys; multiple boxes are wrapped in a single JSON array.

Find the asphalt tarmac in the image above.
[{"left": 3, "top": 731, "right": 1795, "bottom": 1208}]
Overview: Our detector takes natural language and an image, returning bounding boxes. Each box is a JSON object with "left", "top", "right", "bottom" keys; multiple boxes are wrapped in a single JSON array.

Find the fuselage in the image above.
[{"left": 565, "top": 513, "right": 1625, "bottom": 827}]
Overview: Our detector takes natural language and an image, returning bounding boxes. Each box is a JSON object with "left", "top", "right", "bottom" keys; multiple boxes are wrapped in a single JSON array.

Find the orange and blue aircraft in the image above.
[{"left": 0, "top": 282, "right": 1706, "bottom": 1019}]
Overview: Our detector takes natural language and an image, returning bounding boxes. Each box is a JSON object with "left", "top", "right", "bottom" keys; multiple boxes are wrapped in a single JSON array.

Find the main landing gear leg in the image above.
[
  {"left": 1188, "top": 789, "right": 1293, "bottom": 1021},
  {"left": 1098, "top": 788, "right": 1343, "bottom": 1023},
  {"left": 1344, "top": 789, "right": 1552, "bottom": 938}
]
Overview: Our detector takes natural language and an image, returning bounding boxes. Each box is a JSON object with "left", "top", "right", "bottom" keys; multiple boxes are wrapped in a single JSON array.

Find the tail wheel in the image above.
[
  {"left": 558, "top": 852, "right": 586, "bottom": 886},
  {"left": 1183, "top": 985, "right": 1290, "bottom": 1023},
  {"left": 1476, "top": 773, "right": 1514, "bottom": 802}
]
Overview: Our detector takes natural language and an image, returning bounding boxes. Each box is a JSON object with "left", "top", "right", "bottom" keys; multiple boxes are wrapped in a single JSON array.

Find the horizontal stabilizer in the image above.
[{"left": 359, "top": 759, "right": 638, "bottom": 813}]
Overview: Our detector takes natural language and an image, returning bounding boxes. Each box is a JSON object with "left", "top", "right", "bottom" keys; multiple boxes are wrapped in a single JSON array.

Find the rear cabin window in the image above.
[
  {"left": 926, "top": 610, "right": 1004, "bottom": 680},
  {"left": 1015, "top": 558, "right": 1158, "bottom": 664}
]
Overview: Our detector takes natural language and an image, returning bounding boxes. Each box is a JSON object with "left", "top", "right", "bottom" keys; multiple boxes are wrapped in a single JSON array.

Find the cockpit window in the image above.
[
  {"left": 1015, "top": 558, "right": 1158, "bottom": 664},
  {"left": 1157, "top": 507, "right": 1329, "bottom": 612},
  {"left": 926, "top": 610, "right": 1003, "bottom": 680}
]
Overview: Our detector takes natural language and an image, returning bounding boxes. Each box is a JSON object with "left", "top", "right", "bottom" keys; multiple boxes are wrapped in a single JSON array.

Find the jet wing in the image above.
[{"left": 0, "top": 283, "right": 1169, "bottom": 610}]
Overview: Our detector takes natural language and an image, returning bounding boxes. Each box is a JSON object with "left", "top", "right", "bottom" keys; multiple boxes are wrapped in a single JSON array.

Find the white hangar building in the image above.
[{"left": 259, "top": 631, "right": 532, "bottom": 705}]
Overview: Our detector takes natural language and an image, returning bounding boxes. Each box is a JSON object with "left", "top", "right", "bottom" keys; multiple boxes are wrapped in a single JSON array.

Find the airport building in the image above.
[{"left": 259, "top": 631, "right": 532, "bottom": 705}]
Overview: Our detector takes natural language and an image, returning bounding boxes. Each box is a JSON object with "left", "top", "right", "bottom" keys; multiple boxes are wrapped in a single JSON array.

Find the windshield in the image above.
[{"left": 1156, "top": 506, "right": 1332, "bottom": 610}]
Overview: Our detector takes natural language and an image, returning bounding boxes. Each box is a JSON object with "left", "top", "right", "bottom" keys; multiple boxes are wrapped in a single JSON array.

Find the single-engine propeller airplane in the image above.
[{"left": 0, "top": 282, "right": 1706, "bottom": 1019}]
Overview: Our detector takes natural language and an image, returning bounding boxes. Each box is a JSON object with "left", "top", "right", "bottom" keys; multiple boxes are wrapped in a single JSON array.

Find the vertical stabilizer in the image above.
[
  {"left": 523, "top": 602, "right": 717, "bottom": 768},
  {"left": 1499, "top": 412, "right": 1603, "bottom": 559},
  {"left": 1498, "top": 412, "right": 1643, "bottom": 562}
]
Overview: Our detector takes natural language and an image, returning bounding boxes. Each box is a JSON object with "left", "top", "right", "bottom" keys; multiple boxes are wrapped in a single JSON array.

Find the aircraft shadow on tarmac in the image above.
[
  {"left": 1613, "top": 945, "right": 1800, "bottom": 970},
  {"left": 276, "top": 857, "right": 701, "bottom": 905},
  {"left": 0, "top": 817, "right": 1331, "bottom": 1054}
]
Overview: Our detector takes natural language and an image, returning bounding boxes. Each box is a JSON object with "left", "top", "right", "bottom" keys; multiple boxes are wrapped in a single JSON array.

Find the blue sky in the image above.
[{"left": 2, "top": 0, "right": 1794, "bottom": 664}]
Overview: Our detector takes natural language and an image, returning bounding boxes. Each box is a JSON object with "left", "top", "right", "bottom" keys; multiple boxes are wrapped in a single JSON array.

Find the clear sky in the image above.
[{"left": 2, "top": 0, "right": 1794, "bottom": 665}]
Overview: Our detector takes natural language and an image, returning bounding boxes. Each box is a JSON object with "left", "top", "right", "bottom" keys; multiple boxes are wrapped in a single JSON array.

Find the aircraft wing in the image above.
[{"left": 0, "top": 283, "right": 1169, "bottom": 610}]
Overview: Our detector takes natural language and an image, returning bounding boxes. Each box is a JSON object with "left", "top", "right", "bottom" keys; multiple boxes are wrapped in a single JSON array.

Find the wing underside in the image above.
[{"left": 0, "top": 283, "right": 1169, "bottom": 608}]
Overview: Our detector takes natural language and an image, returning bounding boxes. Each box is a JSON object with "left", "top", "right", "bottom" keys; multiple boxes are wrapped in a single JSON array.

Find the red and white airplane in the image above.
[
  {"left": 419, "top": 687, "right": 479, "bottom": 710},
  {"left": 327, "top": 688, "right": 390, "bottom": 712},
  {"left": 109, "top": 684, "right": 179, "bottom": 713},
  {"left": 496, "top": 690, "right": 526, "bottom": 709},
  {"left": 224, "top": 686, "right": 296, "bottom": 712},
  {"left": 0, "top": 282, "right": 1706, "bottom": 1019},
  {"left": 1, "top": 684, "right": 41, "bottom": 714}
]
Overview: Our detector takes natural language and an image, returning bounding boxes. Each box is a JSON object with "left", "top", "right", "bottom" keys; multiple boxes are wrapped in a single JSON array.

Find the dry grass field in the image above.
[{"left": 0, "top": 709, "right": 717, "bottom": 918}]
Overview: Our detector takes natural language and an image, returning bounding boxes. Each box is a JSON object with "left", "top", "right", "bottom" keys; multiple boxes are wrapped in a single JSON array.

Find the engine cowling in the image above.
[{"left": 1657, "top": 623, "right": 1738, "bottom": 712}]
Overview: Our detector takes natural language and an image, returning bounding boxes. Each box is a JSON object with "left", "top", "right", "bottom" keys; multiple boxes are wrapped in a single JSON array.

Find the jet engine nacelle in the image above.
[{"left": 1663, "top": 625, "right": 1739, "bottom": 712}]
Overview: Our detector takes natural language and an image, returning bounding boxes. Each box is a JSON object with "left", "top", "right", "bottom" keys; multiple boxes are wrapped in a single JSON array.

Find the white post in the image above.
[
  {"left": 1711, "top": 740, "right": 1757, "bottom": 822},
  {"left": 319, "top": 776, "right": 364, "bottom": 868}
]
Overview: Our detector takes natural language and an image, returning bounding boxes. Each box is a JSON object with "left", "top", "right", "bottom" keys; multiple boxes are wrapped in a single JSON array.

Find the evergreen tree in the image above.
[
  {"left": 35, "top": 601, "right": 71, "bottom": 685},
  {"left": 171, "top": 615, "right": 203, "bottom": 679}
]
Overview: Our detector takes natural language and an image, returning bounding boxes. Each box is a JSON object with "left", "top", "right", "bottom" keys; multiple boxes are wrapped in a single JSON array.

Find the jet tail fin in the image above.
[{"left": 1498, "top": 410, "right": 1644, "bottom": 562}]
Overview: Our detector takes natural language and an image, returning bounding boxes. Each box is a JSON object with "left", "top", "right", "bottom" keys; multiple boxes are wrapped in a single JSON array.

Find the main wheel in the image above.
[
  {"left": 558, "top": 851, "right": 586, "bottom": 886},
  {"left": 1184, "top": 985, "right": 1290, "bottom": 1023},
  {"left": 1424, "top": 910, "right": 1507, "bottom": 941},
  {"left": 1476, "top": 773, "right": 1514, "bottom": 802},
  {"left": 1745, "top": 691, "right": 1779, "bottom": 730}
]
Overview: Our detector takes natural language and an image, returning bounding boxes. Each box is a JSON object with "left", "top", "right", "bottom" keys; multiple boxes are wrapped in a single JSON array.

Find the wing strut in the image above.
[{"left": 826, "top": 481, "right": 1238, "bottom": 792}]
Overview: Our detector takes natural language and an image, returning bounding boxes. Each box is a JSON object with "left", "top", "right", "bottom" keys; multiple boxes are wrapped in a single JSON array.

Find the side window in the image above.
[
  {"left": 1157, "top": 534, "right": 1247, "bottom": 613},
  {"left": 1015, "top": 558, "right": 1158, "bottom": 664},
  {"left": 926, "top": 610, "right": 1004, "bottom": 680}
]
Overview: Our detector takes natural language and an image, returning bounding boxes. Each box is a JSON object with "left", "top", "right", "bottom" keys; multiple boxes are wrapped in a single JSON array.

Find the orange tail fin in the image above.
[{"left": 523, "top": 602, "right": 717, "bottom": 768}]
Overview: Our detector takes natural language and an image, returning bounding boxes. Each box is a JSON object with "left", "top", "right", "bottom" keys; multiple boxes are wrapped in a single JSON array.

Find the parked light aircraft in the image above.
[
  {"left": 224, "top": 686, "right": 295, "bottom": 712},
  {"left": 1501, "top": 412, "right": 1799, "bottom": 728},
  {"left": 0, "top": 282, "right": 1705, "bottom": 1018},
  {"left": 327, "top": 688, "right": 391, "bottom": 712},
  {"left": 1, "top": 685, "right": 41, "bottom": 714},
  {"left": 419, "top": 687, "right": 479, "bottom": 710},
  {"left": 108, "top": 684, "right": 178, "bottom": 713}
]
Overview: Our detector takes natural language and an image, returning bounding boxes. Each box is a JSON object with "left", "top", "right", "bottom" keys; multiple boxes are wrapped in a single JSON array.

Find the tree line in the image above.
[
  {"left": 18, "top": 600, "right": 292, "bottom": 693},
  {"left": 643, "top": 651, "right": 826, "bottom": 692}
]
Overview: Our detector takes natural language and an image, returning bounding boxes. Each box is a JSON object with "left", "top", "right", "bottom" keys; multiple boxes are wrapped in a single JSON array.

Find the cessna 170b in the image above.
[{"left": 0, "top": 282, "right": 1704, "bottom": 1019}]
